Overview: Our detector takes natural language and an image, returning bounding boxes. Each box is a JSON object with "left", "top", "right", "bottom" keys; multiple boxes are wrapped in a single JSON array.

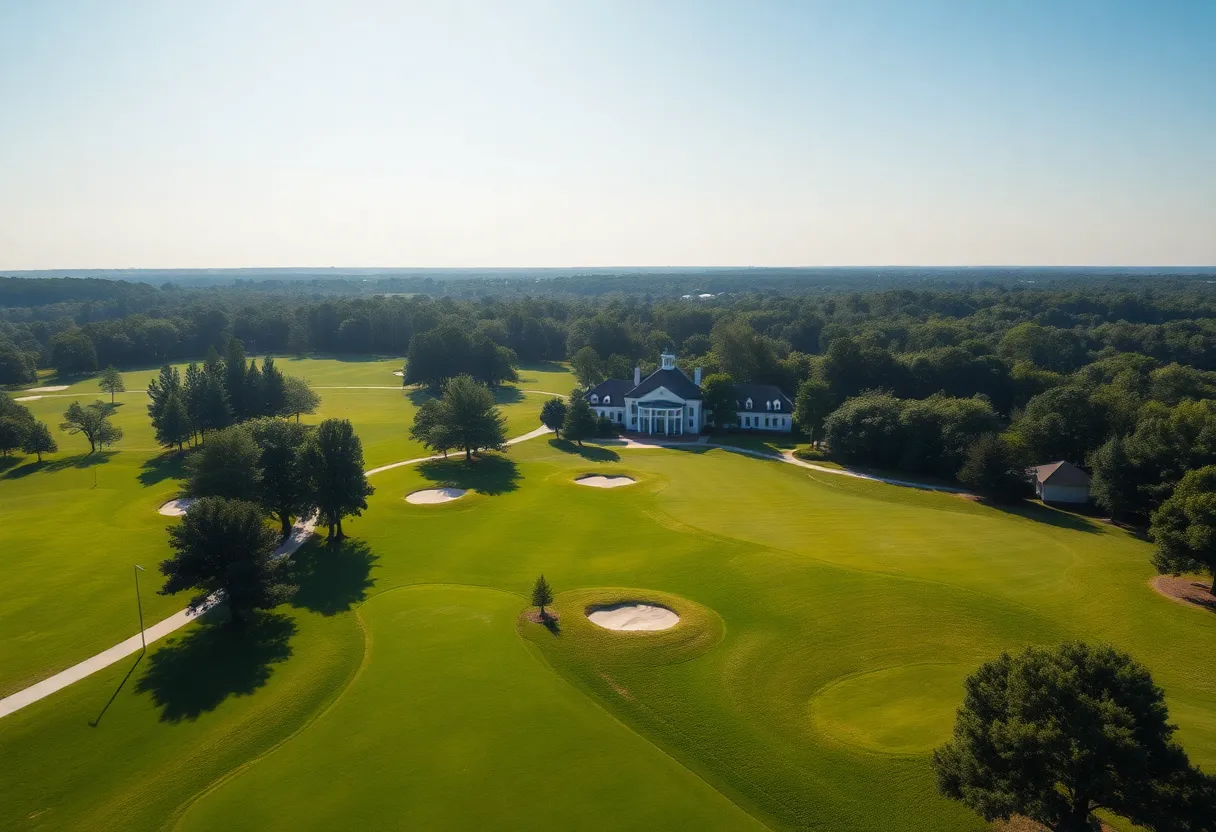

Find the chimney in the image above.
[
  {"left": 694, "top": 367, "right": 702, "bottom": 386},
  {"left": 633, "top": 366, "right": 641, "bottom": 386}
]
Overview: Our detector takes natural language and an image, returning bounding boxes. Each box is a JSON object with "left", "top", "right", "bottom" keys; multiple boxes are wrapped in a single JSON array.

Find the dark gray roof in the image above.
[
  {"left": 626, "top": 367, "right": 703, "bottom": 401},
  {"left": 732, "top": 383, "right": 793, "bottom": 413},
  {"left": 1033, "top": 461, "right": 1091, "bottom": 487},
  {"left": 585, "top": 379, "right": 632, "bottom": 405}
]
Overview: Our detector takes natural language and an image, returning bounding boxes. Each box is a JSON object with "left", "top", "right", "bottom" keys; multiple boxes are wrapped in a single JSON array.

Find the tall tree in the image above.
[
  {"left": 562, "top": 394, "right": 598, "bottom": 447},
  {"left": 98, "top": 366, "right": 125, "bottom": 403},
  {"left": 261, "top": 356, "right": 287, "bottom": 416},
  {"left": 1150, "top": 465, "right": 1216, "bottom": 597},
  {"left": 183, "top": 361, "right": 205, "bottom": 441},
  {"left": 301, "top": 418, "right": 374, "bottom": 540},
  {"left": 249, "top": 418, "right": 313, "bottom": 539},
  {"left": 158, "top": 497, "right": 294, "bottom": 628},
  {"left": 956, "top": 433, "right": 1030, "bottom": 500},
  {"left": 793, "top": 378, "right": 834, "bottom": 446},
  {"left": 282, "top": 376, "right": 320, "bottom": 423},
  {"left": 531, "top": 574, "right": 554, "bottom": 619},
  {"left": 434, "top": 375, "right": 507, "bottom": 461},
  {"left": 60, "top": 401, "right": 123, "bottom": 453},
  {"left": 933, "top": 642, "right": 1215, "bottom": 832},
  {"left": 540, "top": 397, "right": 567, "bottom": 437},
  {"left": 185, "top": 424, "right": 261, "bottom": 501},
  {"left": 224, "top": 338, "right": 249, "bottom": 418},
  {"left": 699, "top": 373, "right": 736, "bottom": 430},
  {"left": 243, "top": 360, "right": 265, "bottom": 418},
  {"left": 195, "top": 371, "right": 233, "bottom": 437},
  {"left": 1088, "top": 435, "right": 1141, "bottom": 521},
  {"left": 409, "top": 398, "right": 454, "bottom": 458},
  {"left": 155, "top": 391, "right": 192, "bottom": 451},
  {"left": 146, "top": 364, "right": 182, "bottom": 436},
  {"left": 20, "top": 421, "right": 57, "bottom": 462},
  {"left": 570, "top": 346, "right": 604, "bottom": 389}
]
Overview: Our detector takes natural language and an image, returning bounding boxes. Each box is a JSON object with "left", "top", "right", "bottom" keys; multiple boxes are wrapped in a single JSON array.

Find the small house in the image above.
[{"left": 1031, "top": 461, "right": 1091, "bottom": 504}]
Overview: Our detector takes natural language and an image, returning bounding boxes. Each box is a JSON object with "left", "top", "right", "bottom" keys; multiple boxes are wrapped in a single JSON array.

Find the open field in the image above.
[
  {"left": 0, "top": 359, "right": 573, "bottom": 695},
  {"left": 2, "top": 429, "right": 1214, "bottom": 831}
]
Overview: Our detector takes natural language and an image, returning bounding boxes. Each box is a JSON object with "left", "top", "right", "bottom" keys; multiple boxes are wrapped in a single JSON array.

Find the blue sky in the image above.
[{"left": 1, "top": 0, "right": 1213, "bottom": 268}]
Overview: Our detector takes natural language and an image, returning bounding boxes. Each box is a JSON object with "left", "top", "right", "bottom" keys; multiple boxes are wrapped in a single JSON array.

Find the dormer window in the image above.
[
  {"left": 603, "top": 395, "right": 611, "bottom": 405},
  {"left": 589, "top": 394, "right": 599, "bottom": 404},
  {"left": 773, "top": 399, "right": 781, "bottom": 411},
  {"left": 745, "top": 398, "right": 753, "bottom": 410},
  {"left": 766, "top": 400, "right": 772, "bottom": 411}
]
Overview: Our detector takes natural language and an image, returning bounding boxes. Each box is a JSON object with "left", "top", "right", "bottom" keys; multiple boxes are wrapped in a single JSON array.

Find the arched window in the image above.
[
  {"left": 745, "top": 398, "right": 753, "bottom": 410},
  {"left": 603, "top": 395, "right": 611, "bottom": 405},
  {"left": 765, "top": 400, "right": 772, "bottom": 411},
  {"left": 589, "top": 394, "right": 599, "bottom": 404},
  {"left": 773, "top": 399, "right": 781, "bottom": 411}
]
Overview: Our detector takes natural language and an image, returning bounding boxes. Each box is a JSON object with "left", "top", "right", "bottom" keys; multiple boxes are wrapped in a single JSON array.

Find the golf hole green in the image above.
[{"left": 809, "top": 663, "right": 968, "bottom": 755}]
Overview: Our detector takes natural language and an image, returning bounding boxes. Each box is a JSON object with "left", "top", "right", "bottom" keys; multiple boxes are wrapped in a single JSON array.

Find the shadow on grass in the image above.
[
  {"left": 492, "top": 386, "right": 524, "bottom": 405},
  {"left": 89, "top": 652, "right": 144, "bottom": 727},
  {"left": 987, "top": 500, "right": 1102, "bottom": 534},
  {"left": 3, "top": 450, "right": 116, "bottom": 480},
  {"left": 417, "top": 454, "right": 521, "bottom": 495},
  {"left": 548, "top": 438, "right": 620, "bottom": 462},
  {"left": 134, "top": 611, "right": 296, "bottom": 722},
  {"left": 518, "top": 361, "right": 566, "bottom": 375},
  {"left": 0, "top": 456, "right": 20, "bottom": 473},
  {"left": 138, "top": 450, "right": 189, "bottom": 487},
  {"left": 290, "top": 538, "right": 378, "bottom": 615},
  {"left": 405, "top": 387, "right": 437, "bottom": 407}
]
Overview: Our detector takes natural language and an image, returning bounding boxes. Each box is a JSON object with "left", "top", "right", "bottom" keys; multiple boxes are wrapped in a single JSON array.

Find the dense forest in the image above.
[{"left": 3, "top": 272, "right": 1216, "bottom": 521}]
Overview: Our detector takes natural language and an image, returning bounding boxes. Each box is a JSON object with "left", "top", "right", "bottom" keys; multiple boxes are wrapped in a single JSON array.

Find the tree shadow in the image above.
[
  {"left": 3, "top": 450, "right": 116, "bottom": 480},
  {"left": 139, "top": 450, "right": 189, "bottom": 486},
  {"left": 405, "top": 387, "right": 437, "bottom": 407},
  {"left": 89, "top": 652, "right": 144, "bottom": 727},
  {"left": 417, "top": 454, "right": 521, "bottom": 495},
  {"left": 0, "top": 457, "right": 20, "bottom": 473},
  {"left": 987, "top": 500, "right": 1102, "bottom": 534},
  {"left": 493, "top": 386, "right": 524, "bottom": 404},
  {"left": 518, "top": 361, "right": 565, "bottom": 375},
  {"left": 548, "top": 438, "right": 620, "bottom": 462},
  {"left": 541, "top": 614, "right": 561, "bottom": 636},
  {"left": 134, "top": 611, "right": 296, "bottom": 722},
  {"left": 290, "top": 538, "right": 378, "bottom": 615}
]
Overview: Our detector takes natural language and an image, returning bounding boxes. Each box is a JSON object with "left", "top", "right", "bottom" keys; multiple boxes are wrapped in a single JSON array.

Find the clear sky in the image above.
[{"left": 1, "top": 0, "right": 1213, "bottom": 269}]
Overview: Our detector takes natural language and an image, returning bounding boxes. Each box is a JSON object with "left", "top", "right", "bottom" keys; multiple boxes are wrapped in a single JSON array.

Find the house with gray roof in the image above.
[
  {"left": 585, "top": 349, "right": 793, "bottom": 436},
  {"left": 1031, "top": 461, "right": 1092, "bottom": 504}
]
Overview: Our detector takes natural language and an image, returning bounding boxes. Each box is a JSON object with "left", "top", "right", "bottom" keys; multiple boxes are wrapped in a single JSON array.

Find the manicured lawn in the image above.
[{"left": 2, "top": 420, "right": 1214, "bottom": 830}]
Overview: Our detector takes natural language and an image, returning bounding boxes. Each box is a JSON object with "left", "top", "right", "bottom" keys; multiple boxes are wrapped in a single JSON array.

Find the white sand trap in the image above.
[
  {"left": 406, "top": 487, "right": 466, "bottom": 504},
  {"left": 158, "top": 498, "right": 196, "bottom": 517},
  {"left": 393, "top": 370, "right": 404, "bottom": 377},
  {"left": 14, "top": 395, "right": 42, "bottom": 402},
  {"left": 587, "top": 603, "right": 679, "bottom": 631},
  {"left": 575, "top": 475, "right": 635, "bottom": 489},
  {"left": 27, "top": 385, "right": 69, "bottom": 392}
]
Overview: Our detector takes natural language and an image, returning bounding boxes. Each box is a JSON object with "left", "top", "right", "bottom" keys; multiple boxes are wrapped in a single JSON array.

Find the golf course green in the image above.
[{"left": 2, "top": 360, "right": 1214, "bottom": 831}]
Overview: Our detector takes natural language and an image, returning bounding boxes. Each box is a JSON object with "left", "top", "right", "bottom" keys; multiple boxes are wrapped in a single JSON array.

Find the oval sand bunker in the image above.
[
  {"left": 587, "top": 603, "right": 679, "bottom": 631},
  {"left": 406, "top": 487, "right": 467, "bottom": 504},
  {"left": 158, "top": 498, "right": 196, "bottom": 516},
  {"left": 575, "top": 475, "right": 635, "bottom": 489}
]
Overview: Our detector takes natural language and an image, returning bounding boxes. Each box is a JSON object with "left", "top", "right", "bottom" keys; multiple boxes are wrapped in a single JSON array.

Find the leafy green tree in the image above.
[
  {"left": 261, "top": 356, "right": 287, "bottom": 415},
  {"left": 146, "top": 364, "right": 182, "bottom": 436},
  {"left": 301, "top": 418, "right": 374, "bottom": 540},
  {"left": 0, "top": 343, "right": 36, "bottom": 385},
  {"left": 224, "top": 339, "right": 249, "bottom": 418},
  {"left": 596, "top": 413, "right": 615, "bottom": 437},
  {"left": 793, "top": 378, "right": 833, "bottom": 445},
  {"left": 531, "top": 574, "right": 554, "bottom": 619},
  {"left": 60, "top": 401, "right": 122, "bottom": 453},
  {"left": 49, "top": 330, "right": 98, "bottom": 376},
  {"left": 562, "top": 394, "right": 598, "bottom": 446},
  {"left": 570, "top": 346, "right": 604, "bottom": 389},
  {"left": 99, "top": 365, "right": 125, "bottom": 403},
  {"left": 282, "top": 376, "right": 320, "bottom": 423},
  {"left": 20, "top": 421, "right": 57, "bottom": 462},
  {"left": 243, "top": 360, "right": 265, "bottom": 418},
  {"left": 699, "top": 373, "right": 736, "bottom": 430},
  {"left": 249, "top": 418, "right": 314, "bottom": 539},
  {"left": 183, "top": 361, "right": 205, "bottom": 441},
  {"left": 195, "top": 371, "right": 233, "bottom": 436},
  {"left": 432, "top": 375, "right": 507, "bottom": 461},
  {"left": 158, "top": 497, "right": 294, "bottom": 628},
  {"left": 1088, "top": 435, "right": 1141, "bottom": 521},
  {"left": 185, "top": 424, "right": 261, "bottom": 501},
  {"left": 409, "top": 398, "right": 454, "bottom": 458},
  {"left": 956, "top": 433, "right": 1030, "bottom": 500},
  {"left": 540, "top": 397, "right": 567, "bottom": 437},
  {"left": 933, "top": 642, "right": 1215, "bottom": 832},
  {"left": 1012, "top": 385, "right": 1109, "bottom": 466},
  {"left": 0, "top": 416, "right": 26, "bottom": 457},
  {"left": 1151, "top": 465, "right": 1216, "bottom": 597},
  {"left": 711, "top": 320, "right": 784, "bottom": 385},
  {"left": 156, "top": 391, "right": 192, "bottom": 451}
]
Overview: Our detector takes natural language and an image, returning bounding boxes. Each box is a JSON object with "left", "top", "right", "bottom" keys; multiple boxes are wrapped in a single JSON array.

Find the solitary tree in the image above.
[
  {"left": 60, "top": 401, "right": 123, "bottom": 453},
  {"left": 436, "top": 375, "right": 507, "bottom": 461},
  {"left": 249, "top": 418, "right": 313, "bottom": 539},
  {"left": 409, "top": 398, "right": 454, "bottom": 458},
  {"left": 531, "top": 574, "right": 554, "bottom": 619},
  {"left": 301, "top": 418, "right": 374, "bottom": 540},
  {"left": 540, "top": 397, "right": 567, "bottom": 438},
  {"left": 956, "top": 433, "right": 1030, "bottom": 501},
  {"left": 282, "top": 375, "right": 320, "bottom": 423},
  {"left": 99, "top": 366, "right": 126, "bottom": 403},
  {"left": 158, "top": 497, "right": 294, "bottom": 628},
  {"left": 1151, "top": 465, "right": 1216, "bottom": 597},
  {"left": 793, "top": 378, "right": 834, "bottom": 446},
  {"left": 933, "top": 642, "right": 1215, "bottom": 832},
  {"left": 699, "top": 373, "right": 736, "bottom": 431},
  {"left": 185, "top": 424, "right": 262, "bottom": 501},
  {"left": 20, "top": 421, "right": 57, "bottom": 462},
  {"left": 562, "top": 395, "right": 598, "bottom": 446}
]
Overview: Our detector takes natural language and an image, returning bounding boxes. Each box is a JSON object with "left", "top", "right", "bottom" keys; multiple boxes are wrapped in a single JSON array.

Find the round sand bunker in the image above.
[
  {"left": 575, "top": 475, "right": 635, "bottom": 489},
  {"left": 587, "top": 603, "right": 679, "bottom": 631},
  {"left": 158, "top": 498, "right": 196, "bottom": 516},
  {"left": 393, "top": 370, "right": 404, "bottom": 377},
  {"left": 406, "top": 487, "right": 467, "bottom": 504}
]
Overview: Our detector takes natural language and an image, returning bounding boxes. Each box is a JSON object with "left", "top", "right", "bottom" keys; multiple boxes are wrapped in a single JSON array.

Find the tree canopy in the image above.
[
  {"left": 412, "top": 375, "right": 507, "bottom": 462},
  {"left": 59, "top": 400, "right": 122, "bottom": 453},
  {"left": 301, "top": 418, "right": 374, "bottom": 540},
  {"left": 1150, "top": 465, "right": 1216, "bottom": 596}
]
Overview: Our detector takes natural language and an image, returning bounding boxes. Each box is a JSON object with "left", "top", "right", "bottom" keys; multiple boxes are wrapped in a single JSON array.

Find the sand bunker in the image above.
[
  {"left": 14, "top": 396, "right": 42, "bottom": 402},
  {"left": 587, "top": 603, "right": 679, "bottom": 631},
  {"left": 406, "top": 487, "right": 467, "bottom": 504},
  {"left": 393, "top": 370, "right": 404, "bottom": 377},
  {"left": 158, "top": 498, "right": 196, "bottom": 517},
  {"left": 575, "top": 475, "right": 635, "bottom": 489},
  {"left": 26, "top": 385, "right": 69, "bottom": 392}
]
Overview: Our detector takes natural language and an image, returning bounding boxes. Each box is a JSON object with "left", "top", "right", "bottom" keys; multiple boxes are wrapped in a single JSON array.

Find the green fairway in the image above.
[
  {"left": 2, "top": 424, "right": 1214, "bottom": 830},
  {"left": 0, "top": 359, "right": 571, "bottom": 693}
]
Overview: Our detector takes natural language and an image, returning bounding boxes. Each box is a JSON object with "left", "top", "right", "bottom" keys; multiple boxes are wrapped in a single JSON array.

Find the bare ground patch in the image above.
[{"left": 1151, "top": 575, "right": 1216, "bottom": 612}]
